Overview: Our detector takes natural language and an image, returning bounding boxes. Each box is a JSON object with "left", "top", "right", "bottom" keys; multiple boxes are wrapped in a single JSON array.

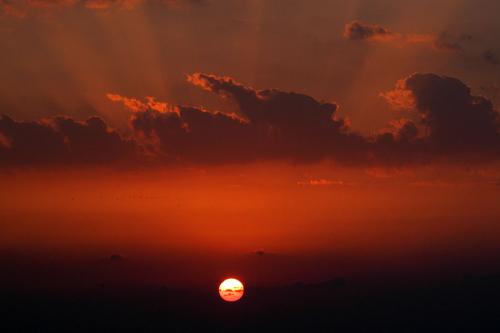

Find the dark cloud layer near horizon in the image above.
[
  {"left": 0, "top": 73, "right": 499, "bottom": 168},
  {"left": 0, "top": 115, "right": 136, "bottom": 166}
]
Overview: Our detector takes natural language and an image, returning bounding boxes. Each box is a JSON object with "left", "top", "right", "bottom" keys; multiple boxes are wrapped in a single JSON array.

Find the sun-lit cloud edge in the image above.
[{"left": 1, "top": 72, "right": 499, "bottom": 169}]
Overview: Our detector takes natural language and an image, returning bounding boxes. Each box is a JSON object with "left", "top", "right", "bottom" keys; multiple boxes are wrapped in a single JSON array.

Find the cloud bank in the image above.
[
  {"left": 0, "top": 73, "right": 499, "bottom": 168},
  {"left": 0, "top": 115, "right": 135, "bottom": 166},
  {"left": 382, "top": 73, "right": 499, "bottom": 154}
]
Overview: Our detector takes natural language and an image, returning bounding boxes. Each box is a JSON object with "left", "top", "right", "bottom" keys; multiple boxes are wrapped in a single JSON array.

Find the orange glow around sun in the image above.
[{"left": 219, "top": 278, "right": 244, "bottom": 302}]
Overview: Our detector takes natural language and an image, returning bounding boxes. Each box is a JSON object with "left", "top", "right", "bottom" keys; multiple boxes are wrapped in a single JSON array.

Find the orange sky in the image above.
[
  {"left": 1, "top": 0, "right": 500, "bottom": 132},
  {"left": 2, "top": 164, "right": 499, "bottom": 262},
  {"left": 1, "top": 0, "right": 500, "bottom": 288}
]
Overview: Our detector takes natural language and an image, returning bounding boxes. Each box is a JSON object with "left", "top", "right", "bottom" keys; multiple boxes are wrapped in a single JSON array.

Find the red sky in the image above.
[{"left": 1, "top": 0, "right": 500, "bottom": 287}]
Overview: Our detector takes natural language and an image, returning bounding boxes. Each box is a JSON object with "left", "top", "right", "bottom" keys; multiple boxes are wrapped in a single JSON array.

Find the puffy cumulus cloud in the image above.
[
  {"left": 51, "top": 116, "right": 136, "bottom": 163},
  {"left": 381, "top": 73, "right": 500, "bottom": 156},
  {"left": 372, "top": 119, "right": 427, "bottom": 166},
  {"left": 104, "top": 85, "right": 259, "bottom": 164},
  {"left": 343, "top": 21, "right": 468, "bottom": 52},
  {"left": 1, "top": 73, "right": 499, "bottom": 168},
  {"left": 186, "top": 73, "right": 368, "bottom": 163},
  {"left": 388, "top": 119, "right": 419, "bottom": 142},
  {"left": 129, "top": 106, "right": 260, "bottom": 164},
  {"left": 186, "top": 73, "right": 342, "bottom": 131},
  {"left": 0, "top": 114, "right": 136, "bottom": 166},
  {"left": 102, "top": 73, "right": 370, "bottom": 164},
  {"left": 107, "top": 73, "right": 495, "bottom": 165}
]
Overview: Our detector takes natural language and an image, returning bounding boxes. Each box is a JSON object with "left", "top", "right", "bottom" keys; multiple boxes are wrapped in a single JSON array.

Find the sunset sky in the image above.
[{"left": 1, "top": 0, "right": 500, "bottom": 289}]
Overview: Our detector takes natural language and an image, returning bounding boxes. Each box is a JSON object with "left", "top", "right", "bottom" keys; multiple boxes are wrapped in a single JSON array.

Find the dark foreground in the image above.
[{"left": 2, "top": 276, "right": 500, "bottom": 332}]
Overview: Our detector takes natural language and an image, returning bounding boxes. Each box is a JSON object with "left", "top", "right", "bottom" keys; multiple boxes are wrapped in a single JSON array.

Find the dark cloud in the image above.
[
  {"left": 127, "top": 73, "right": 499, "bottom": 165},
  {"left": 116, "top": 74, "right": 368, "bottom": 164},
  {"left": 0, "top": 114, "right": 135, "bottom": 166},
  {"left": 1, "top": 73, "right": 499, "bottom": 168},
  {"left": 186, "top": 73, "right": 367, "bottom": 163},
  {"left": 382, "top": 73, "right": 500, "bottom": 157},
  {"left": 372, "top": 130, "right": 427, "bottom": 166},
  {"left": 0, "top": 115, "right": 69, "bottom": 165},
  {"left": 343, "top": 21, "right": 396, "bottom": 41},
  {"left": 52, "top": 116, "right": 136, "bottom": 163},
  {"left": 130, "top": 106, "right": 261, "bottom": 164}
]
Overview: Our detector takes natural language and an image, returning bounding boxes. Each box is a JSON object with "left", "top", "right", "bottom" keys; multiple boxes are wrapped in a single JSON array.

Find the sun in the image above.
[{"left": 219, "top": 278, "right": 244, "bottom": 302}]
